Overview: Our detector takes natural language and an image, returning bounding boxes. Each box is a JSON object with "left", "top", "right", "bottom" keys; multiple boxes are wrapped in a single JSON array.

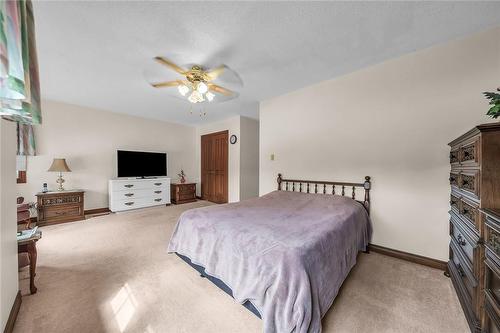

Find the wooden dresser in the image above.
[
  {"left": 448, "top": 123, "right": 500, "bottom": 332},
  {"left": 171, "top": 183, "right": 196, "bottom": 204},
  {"left": 36, "top": 190, "right": 85, "bottom": 226}
]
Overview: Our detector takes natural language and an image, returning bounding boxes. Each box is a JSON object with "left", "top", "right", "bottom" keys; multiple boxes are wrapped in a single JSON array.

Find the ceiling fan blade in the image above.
[
  {"left": 151, "top": 80, "right": 184, "bottom": 88},
  {"left": 208, "top": 84, "right": 234, "bottom": 96},
  {"left": 154, "top": 57, "right": 187, "bottom": 75},
  {"left": 206, "top": 65, "right": 226, "bottom": 81}
]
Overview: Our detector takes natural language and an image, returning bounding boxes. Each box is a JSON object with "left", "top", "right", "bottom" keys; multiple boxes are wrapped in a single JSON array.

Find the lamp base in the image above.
[{"left": 56, "top": 173, "right": 65, "bottom": 191}]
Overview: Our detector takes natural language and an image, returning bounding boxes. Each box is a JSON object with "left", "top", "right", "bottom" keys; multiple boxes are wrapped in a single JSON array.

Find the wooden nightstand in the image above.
[
  {"left": 36, "top": 190, "right": 85, "bottom": 226},
  {"left": 171, "top": 183, "right": 196, "bottom": 204}
]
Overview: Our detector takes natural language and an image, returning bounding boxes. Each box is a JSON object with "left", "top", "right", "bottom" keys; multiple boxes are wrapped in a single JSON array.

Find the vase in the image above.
[{"left": 180, "top": 176, "right": 186, "bottom": 183}]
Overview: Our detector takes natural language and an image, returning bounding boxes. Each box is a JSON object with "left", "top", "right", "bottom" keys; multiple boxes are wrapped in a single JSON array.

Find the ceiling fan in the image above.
[{"left": 148, "top": 57, "right": 243, "bottom": 104}]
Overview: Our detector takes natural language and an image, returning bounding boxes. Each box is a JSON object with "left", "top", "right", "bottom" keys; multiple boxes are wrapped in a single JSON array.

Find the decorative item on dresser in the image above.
[
  {"left": 47, "top": 158, "right": 72, "bottom": 191},
  {"left": 448, "top": 123, "right": 500, "bottom": 333},
  {"left": 108, "top": 178, "right": 171, "bottom": 212},
  {"left": 171, "top": 183, "right": 196, "bottom": 204},
  {"left": 481, "top": 209, "right": 500, "bottom": 333},
  {"left": 36, "top": 190, "right": 85, "bottom": 226}
]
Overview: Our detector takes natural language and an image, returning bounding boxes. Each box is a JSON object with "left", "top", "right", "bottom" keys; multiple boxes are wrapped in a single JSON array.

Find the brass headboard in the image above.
[{"left": 276, "top": 173, "right": 371, "bottom": 213}]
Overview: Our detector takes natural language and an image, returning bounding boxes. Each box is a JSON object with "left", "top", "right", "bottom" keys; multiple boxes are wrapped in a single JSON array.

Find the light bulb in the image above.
[
  {"left": 206, "top": 92, "right": 215, "bottom": 102},
  {"left": 178, "top": 84, "right": 189, "bottom": 96},
  {"left": 197, "top": 82, "right": 208, "bottom": 94},
  {"left": 188, "top": 90, "right": 205, "bottom": 103}
]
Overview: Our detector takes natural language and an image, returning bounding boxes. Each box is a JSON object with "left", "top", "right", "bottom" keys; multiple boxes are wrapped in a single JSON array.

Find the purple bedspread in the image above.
[{"left": 168, "top": 190, "right": 372, "bottom": 333}]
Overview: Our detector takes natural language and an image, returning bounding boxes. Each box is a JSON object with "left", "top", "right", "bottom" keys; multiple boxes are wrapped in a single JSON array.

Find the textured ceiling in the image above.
[{"left": 33, "top": 1, "right": 500, "bottom": 125}]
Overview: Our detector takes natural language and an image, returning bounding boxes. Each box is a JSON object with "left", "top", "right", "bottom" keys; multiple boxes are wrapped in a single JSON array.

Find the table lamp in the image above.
[{"left": 47, "top": 158, "right": 71, "bottom": 191}]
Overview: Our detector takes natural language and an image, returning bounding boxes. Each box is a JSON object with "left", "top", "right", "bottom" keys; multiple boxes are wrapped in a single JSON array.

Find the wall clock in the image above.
[{"left": 230, "top": 135, "right": 237, "bottom": 144}]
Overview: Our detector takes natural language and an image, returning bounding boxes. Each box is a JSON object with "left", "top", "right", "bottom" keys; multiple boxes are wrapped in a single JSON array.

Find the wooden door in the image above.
[{"left": 201, "top": 130, "right": 228, "bottom": 203}]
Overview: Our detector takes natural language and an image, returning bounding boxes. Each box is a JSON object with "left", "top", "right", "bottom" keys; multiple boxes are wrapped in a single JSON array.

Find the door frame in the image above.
[{"left": 201, "top": 130, "right": 229, "bottom": 203}]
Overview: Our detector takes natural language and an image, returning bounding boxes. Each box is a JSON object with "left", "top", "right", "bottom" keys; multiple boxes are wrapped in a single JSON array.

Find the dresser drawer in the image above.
[
  {"left": 449, "top": 172, "right": 459, "bottom": 188},
  {"left": 40, "top": 194, "right": 83, "bottom": 207},
  {"left": 460, "top": 138, "right": 480, "bottom": 168},
  {"left": 450, "top": 193, "right": 461, "bottom": 214},
  {"left": 179, "top": 183, "right": 196, "bottom": 194},
  {"left": 449, "top": 243, "right": 479, "bottom": 330},
  {"left": 450, "top": 148, "right": 460, "bottom": 166},
  {"left": 450, "top": 213, "right": 479, "bottom": 266},
  {"left": 451, "top": 192, "right": 480, "bottom": 234},
  {"left": 112, "top": 197, "right": 151, "bottom": 211},
  {"left": 485, "top": 288, "right": 500, "bottom": 333},
  {"left": 460, "top": 196, "right": 480, "bottom": 233},
  {"left": 42, "top": 205, "right": 83, "bottom": 221},
  {"left": 459, "top": 170, "right": 480, "bottom": 200},
  {"left": 114, "top": 188, "right": 152, "bottom": 200},
  {"left": 111, "top": 181, "right": 151, "bottom": 191}
]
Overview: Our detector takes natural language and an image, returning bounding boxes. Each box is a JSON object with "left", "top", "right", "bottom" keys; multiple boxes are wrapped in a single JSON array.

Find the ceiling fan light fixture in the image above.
[
  {"left": 197, "top": 82, "right": 208, "bottom": 94},
  {"left": 188, "top": 90, "right": 204, "bottom": 103},
  {"left": 178, "top": 84, "right": 189, "bottom": 96},
  {"left": 206, "top": 91, "right": 215, "bottom": 102}
]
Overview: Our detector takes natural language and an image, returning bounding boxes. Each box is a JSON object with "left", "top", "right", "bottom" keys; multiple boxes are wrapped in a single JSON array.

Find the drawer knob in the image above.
[
  {"left": 124, "top": 184, "right": 134, "bottom": 188},
  {"left": 124, "top": 193, "right": 134, "bottom": 197},
  {"left": 457, "top": 264, "right": 465, "bottom": 278},
  {"left": 457, "top": 234, "right": 466, "bottom": 246},
  {"left": 125, "top": 202, "right": 134, "bottom": 206}
]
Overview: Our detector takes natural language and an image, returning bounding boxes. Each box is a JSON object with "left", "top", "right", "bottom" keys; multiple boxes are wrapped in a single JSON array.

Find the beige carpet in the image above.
[{"left": 15, "top": 201, "right": 468, "bottom": 333}]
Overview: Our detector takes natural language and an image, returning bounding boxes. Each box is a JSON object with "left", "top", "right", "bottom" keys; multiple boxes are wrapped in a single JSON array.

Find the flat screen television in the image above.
[{"left": 117, "top": 150, "right": 167, "bottom": 178}]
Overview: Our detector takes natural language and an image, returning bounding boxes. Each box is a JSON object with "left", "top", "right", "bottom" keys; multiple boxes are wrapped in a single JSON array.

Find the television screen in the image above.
[{"left": 117, "top": 150, "right": 167, "bottom": 178}]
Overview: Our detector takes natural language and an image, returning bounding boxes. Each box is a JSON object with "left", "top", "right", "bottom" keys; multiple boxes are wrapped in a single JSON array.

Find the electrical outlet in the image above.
[{"left": 270, "top": 153, "right": 275, "bottom": 161}]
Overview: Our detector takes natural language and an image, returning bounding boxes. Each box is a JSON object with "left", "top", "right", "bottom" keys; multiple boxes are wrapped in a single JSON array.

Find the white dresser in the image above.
[{"left": 109, "top": 177, "right": 171, "bottom": 212}]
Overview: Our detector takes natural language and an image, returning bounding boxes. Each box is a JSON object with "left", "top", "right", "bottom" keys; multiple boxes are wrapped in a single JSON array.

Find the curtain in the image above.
[
  {"left": 17, "top": 121, "right": 35, "bottom": 155},
  {"left": 0, "top": 0, "right": 42, "bottom": 125}
]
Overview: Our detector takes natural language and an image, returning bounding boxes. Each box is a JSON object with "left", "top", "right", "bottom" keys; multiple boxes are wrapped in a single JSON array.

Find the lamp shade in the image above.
[{"left": 47, "top": 158, "right": 71, "bottom": 172}]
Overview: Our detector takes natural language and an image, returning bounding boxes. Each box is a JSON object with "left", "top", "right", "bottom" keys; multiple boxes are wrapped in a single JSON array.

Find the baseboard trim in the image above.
[
  {"left": 85, "top": 207, "right": 111, "bottom": 215},
  {"left": 369, "top": 243, "right": 447, "bottom": 271},
  {"left": 3, "top": 290, "right": 21, "bottom": 333}
]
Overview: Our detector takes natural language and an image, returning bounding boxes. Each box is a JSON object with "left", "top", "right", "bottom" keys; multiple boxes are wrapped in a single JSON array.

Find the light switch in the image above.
[{"left": 270, "top": 153, "right": 275, "bottom": 161}]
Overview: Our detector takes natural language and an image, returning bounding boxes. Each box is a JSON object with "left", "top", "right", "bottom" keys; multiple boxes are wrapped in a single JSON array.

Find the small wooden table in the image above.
[
  {"left": 18, "top": 231, "right": 42, "bottom": 294},
  {"left": 171, "top": 183, "right": 197, "bottom": 204},
  {"left": 36, "top": 190, "right": 85, "bottom": 226}
]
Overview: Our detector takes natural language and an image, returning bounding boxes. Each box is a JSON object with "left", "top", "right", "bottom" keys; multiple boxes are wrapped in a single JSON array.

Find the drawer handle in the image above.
[
  {"left": 55, "top": 211, "right": 67, "bottom": 215},
  {"left": 457, "top": 264, "right": 465, "bottom": 278},
  {"left": 124, "top": 202, "right": 134, "bottom": 206},
  {"left": 457, "top": 234, "right": 466, "bottom": 246},
  {"left": 124, "top": 193, "right": 134, "bottom": 197},
  {"left": 154, "top": 190, "right": 162, "bottom": 194},
  {"left": 154, "top": 183, "right": 162, "bottom": 186},
  {"left": 124, "top": 184, "right": 134, "bottom": 188},
  {"left": 154, "top": 198, "right": 162, "bottom": 202}
]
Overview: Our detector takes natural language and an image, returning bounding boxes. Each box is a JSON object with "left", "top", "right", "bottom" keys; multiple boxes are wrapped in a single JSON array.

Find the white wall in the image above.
[
  {"left": 240, "top": 117, "right": 259, "bottom": 200},
  {"left": 260, "top": 27, "right": 500, "bottom": 261},
  {"left": 1, "top": 120, "right": 18, "bottom": 331},
  {"left": 17, "top": 100, "right": 196, "bottom": 210},
  {"left": 195, "top": 116, "right": 241, "bottom": 202}
]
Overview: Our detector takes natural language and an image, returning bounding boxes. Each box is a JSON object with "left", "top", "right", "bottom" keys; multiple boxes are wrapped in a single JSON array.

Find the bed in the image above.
[{"left": 168, "top": 174, "right": 372, "bottom": 333}]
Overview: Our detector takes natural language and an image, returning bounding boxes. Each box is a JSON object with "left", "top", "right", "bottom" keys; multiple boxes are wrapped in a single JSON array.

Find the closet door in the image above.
[{"left": 201, "top": 130, "right": 228, "bottom": 204}]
